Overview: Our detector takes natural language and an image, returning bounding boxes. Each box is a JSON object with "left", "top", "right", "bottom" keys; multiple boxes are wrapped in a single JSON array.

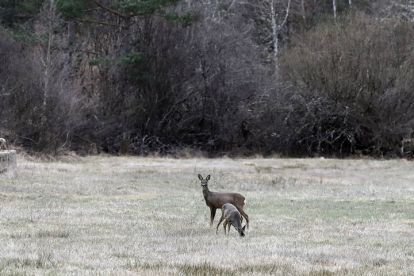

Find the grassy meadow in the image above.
[{"left": 0, "top": 155, "right": 414, "bottom": 275}]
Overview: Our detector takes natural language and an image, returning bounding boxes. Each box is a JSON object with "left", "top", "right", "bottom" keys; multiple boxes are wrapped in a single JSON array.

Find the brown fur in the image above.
[
  {"left": 198, "top": 174, "right": 249, "bottom": 228},
  {"left": 216, "top": 203, "right": 246, "bottom": 237}
]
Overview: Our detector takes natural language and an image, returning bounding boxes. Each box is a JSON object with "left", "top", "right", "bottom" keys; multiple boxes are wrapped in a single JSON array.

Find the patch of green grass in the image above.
[
  {"left": 124, "top": 260, "right": 164, "bottom": 270},
  {"left": 4, "top": 257, "right": 34, "bottom": 268},
  {"left": 178, "top": 262, "right": 235, "bottom": 276},
  {"left": 308, "top": 269, "right": 336, "bottom": 276},
  {"left": 36, "top": 230, "right": 70, "bottom": 238},
  {"left": 254, "top": 166, "right": 273, "bottom": 173},
  {"left": 281, "top": 163, "right": 308, "bottom": 170}
]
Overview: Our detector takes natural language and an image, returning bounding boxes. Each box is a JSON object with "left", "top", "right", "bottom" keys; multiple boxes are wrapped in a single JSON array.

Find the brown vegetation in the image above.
[{"left": 1, "top": 0, "right": 413, "bottom": 157}]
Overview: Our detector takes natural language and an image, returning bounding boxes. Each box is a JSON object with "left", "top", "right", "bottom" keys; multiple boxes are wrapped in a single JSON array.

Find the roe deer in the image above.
[
  {"left": 216, "top": 203, "right": 246, "bottom": 237},
  {"left": 198, "top": 174, "right": 249, "bottom": 228}
]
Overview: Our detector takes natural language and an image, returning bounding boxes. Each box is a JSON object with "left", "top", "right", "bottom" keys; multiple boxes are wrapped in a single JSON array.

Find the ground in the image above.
[{"left": 0, "top": 156, "right": 413, "bottom": 275}]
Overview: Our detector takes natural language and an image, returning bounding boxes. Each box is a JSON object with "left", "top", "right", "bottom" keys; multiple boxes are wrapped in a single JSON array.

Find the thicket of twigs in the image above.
[{"left": 1, "top": 0, "right": 414, "bottom": 157}]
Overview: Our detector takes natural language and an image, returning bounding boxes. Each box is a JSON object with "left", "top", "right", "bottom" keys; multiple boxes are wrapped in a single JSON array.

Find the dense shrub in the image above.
[
  {"left": 2, "top": 1, "right": 414, "bottom": 157},
  {"left": 280, "top": 14, "right": 414, "bottom": 156},
  {"left": 0, "top": 29, "right": 92, "bottom": 153}
]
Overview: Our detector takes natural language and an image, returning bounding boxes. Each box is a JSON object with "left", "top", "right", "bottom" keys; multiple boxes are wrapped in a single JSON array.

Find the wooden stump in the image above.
[{"left": 0, "top": 150, "right": 17, "bottom": 173}]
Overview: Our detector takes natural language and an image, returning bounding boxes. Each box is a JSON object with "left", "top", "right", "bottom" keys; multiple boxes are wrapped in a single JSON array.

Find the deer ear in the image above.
[
  {"left": 198, "top": 174, "right": 203, "bottom": 180},
  {"left": 242, "top": 225, "right": 246, "bottom": 231},
  {"left": 206, "top": 175, "right": 210, "bottom": 181}
]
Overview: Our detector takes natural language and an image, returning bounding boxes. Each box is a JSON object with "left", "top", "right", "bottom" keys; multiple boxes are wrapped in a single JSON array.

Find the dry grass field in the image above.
[{"left": 1, "top": 155, "right": 414, "bottom": 275}]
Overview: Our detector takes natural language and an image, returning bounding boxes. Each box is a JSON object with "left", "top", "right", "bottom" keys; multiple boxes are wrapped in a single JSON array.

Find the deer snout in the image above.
[{"left": 239, "top": 225, "right": 246, "bottom": 237}]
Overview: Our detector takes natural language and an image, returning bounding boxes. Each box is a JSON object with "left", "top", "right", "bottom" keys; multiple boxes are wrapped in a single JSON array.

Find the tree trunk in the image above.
[
  {"left": 67, "top": 21, "right": 76, "bottom": 76},
  {"left": 301, "top": 0, "right": 306, "bottom": 22},
  {"left": 120, "top": 17, "right": 131, "bottom": 57},
  {"left": 270, "top": 0, "right": 279, "bottom": 73},
  {"left": 270, "top": 0, "right": 291, "bottom": 75},
  {"left": 41, "top": 0, "right": 55, "bottom": 126}
]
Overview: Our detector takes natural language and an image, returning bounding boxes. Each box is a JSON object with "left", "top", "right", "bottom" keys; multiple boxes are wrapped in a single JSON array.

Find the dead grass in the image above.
[{"left": 0, "top": 156, "right": 413, "bottom": 275}]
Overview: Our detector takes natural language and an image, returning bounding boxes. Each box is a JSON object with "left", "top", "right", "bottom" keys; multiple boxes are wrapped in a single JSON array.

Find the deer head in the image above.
[
  {"left": 198, "top": 174, "right": 210, "bottom": 188},
  {"left": 236, "top": 225, "right": 246, "bottom": 237}
]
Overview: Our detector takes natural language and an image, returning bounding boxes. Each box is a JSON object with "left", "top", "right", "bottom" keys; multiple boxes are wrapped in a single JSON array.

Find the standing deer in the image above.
[
  {"left": 216, "top": 203, "right": 246, "bottom": 237},
  {"left": 198, "top": 174, "right": 249, "bottom": 228}
]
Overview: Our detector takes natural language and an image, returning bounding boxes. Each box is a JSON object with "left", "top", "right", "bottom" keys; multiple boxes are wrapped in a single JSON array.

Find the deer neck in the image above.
[{"left": 202, "top": 185, "right": 211, "bottom": 199}]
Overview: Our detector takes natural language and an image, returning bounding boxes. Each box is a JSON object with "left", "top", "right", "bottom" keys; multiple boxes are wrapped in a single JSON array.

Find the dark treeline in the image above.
[{"left": 1, "top": 0, "right": 414, "bottom": 157}]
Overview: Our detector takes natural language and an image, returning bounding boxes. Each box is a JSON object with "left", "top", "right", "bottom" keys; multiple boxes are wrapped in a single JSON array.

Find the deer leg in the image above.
[
  {"left": 227, "top": 222, "right": 231, "bottom": 233},
  {"left": 210, "top": 207, "right": 216, "bottom": 227},
  {"left": 223, "top": 220, "right": 228, "bottom": 234},
  {"left": 239, "top": 210, "right": 249, "bottom": 229},
  {"left": 216, "top": 216, "right": 225, "bottom": 234}
]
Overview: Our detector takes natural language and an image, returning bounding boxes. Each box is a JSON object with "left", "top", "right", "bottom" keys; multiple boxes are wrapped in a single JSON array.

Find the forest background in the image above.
[{"left": 1, "top": 0, "right": 414, "bottom": 158}]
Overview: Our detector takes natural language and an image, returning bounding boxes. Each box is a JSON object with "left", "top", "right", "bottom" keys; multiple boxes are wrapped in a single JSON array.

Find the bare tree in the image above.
[
  {"left": 39, "top": 0, "right": 59, "bottom": 126},
  {"left": 249, "top": 0, "right": 291, "bottom": 75},
  {"left": 300, "top": 0, "right": 306, "bottom": 21}
]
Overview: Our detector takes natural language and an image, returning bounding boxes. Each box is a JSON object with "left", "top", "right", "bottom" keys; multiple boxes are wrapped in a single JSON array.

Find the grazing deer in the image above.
[
  {"left": 198, "top": 174, "right": 249, "bottom": 228},
  {"left": 0, "top": 138, "right": 6, "bottom": 150},
  {"left": 216, "top": 203, "right": 246, "bottom": 237}
]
